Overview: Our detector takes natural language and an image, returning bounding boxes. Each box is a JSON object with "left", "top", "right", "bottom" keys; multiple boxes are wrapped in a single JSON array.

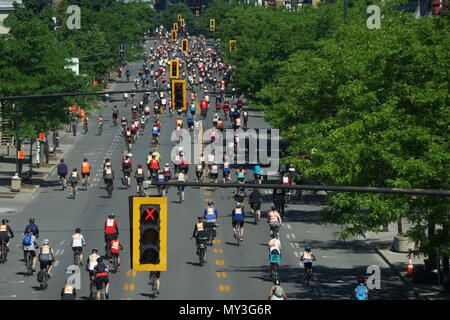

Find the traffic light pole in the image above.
[{"left": 150, "top": 181, "right": 450, "bottom": 197}]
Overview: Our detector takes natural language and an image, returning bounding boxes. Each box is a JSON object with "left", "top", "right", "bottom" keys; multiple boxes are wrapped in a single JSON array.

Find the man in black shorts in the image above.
[
  {"left": 57, "top": 159, "right": 68, "bottom": 187},
  {"left": 93, "top": 258, "right": 109, "bottom": 300},
  {"left": 249, "top": 188, "right": 262, "bottom": 222}
]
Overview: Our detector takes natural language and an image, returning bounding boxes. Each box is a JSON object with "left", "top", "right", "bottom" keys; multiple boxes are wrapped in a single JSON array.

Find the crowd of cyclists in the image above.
[{"left": 0, "top": 30, "right": 372, "bottom": 301}]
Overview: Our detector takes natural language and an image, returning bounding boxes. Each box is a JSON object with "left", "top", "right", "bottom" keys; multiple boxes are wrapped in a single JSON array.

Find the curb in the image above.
[{"left": 375, "top": 247, "right": 423, "bottom": 300}]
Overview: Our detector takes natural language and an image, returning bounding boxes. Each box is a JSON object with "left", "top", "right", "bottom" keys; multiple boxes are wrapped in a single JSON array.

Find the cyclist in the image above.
[
  {"left": 121, "top": 116, "right": 128, "bottom": 134},
  {"left": 112, "top": 105, "right": 119, "bottom": 126},
  {"left": 93, "top": 257, "right": 110, "bottom": 300},
  {"left": 57, "top": 159, "right": 68, "bottom": 188},
  {"left": 268, "top": 233, "right": 281, "bottom": 278},
  {"left": 149, "top": 271, "right": 161, "bottom": 295},
  {"left": 267, "top": 204, "right": 282, "bottom": 237},
  {"left": 72, "top": 228, "right": 86, "bottom": 265},
  {"left": 222, "top": 156, "right": 231, "bottom": 182},
  {"left": 109, "top": 236, "right": 123, "bottom": 269},
  {"left": 125, "top": 69, "right": 131, "bottom": 81},
  {"left": 195, "top": 160, "right": 204, "bottom": 182},
  {"left": 69, "top": 168, "right": 80, "bottom": 197},
  {"left": 210, "top": 162, "right": 219, "bottom": 183},
  {"left": 148, "top": 155, "right": 160, "bottom": 182},
  {"left": 103, "top": 163, "right": 114, "bottom": 192},
  {"left": 81, "top": 158, "right": 91, "bottom": 186},
  {"left": 281, "top": 172, "right": 292, "bottom": 203},
  {"left": 125, "top": 126, "right": 132, "bottom": 150},
  {"left": 177, "top": 170, "right": 187, "bottom": 201},
  {"left": 134, "top": 164, "right": 146, "bottom": 195},
  {"left": 192, "top": 216, "right": 207, "bottom": 263},
  {"left": 121, "top": 155, "right": 132, "bottom": 187},
  {"left": 22, "top": 228, "right": 38, "bottom": 271},
  {"left": 61, "top": 279, "right": 77, "bottom": 300},
  {"left": 187, "top": 113, "right": 194, "bottom": 131},
  {"left": 97, "top": 115, "right": 104, "bottom": 134},
  {"left": 353, "top": 277, "right": 371, "bottom": 300},
  {"left": 249, "top": 188, "right": 262, "bottom": 222},
  {"left": 130, "top": 121, "right": 138, "bottom": 143},
  {"left": 86, "top": 248, "right": 100, "bottom": 299},
  {"left": 38, "top": 239, "right": 55, "bottom": 278},
  {"left": 24, "top": 218, "right": 39, "bottom": 239},
  {"left": 152, "top": 122, "right": 159, "bottom": 145},
  {"left": 203, "top": 201, "right": 218, "bottom": 238},
  {"left": 176, "top": 116, "right": 183, "bottom": 128},
  {"left": 300, "top": 244, "right": 316, "bottom": 280},
  {"left": 253, "top": 164, "right": 263, "bottom": 184},
  {"left": 232, "top": 202, "right": 245, "bottom": 241},
  {"left": 242, "top": 110, "right": 249, "bottom": 129},
  {"left": 237, "top": 167, "right": 245, "bottom": 183},
  {"left": 268, "top": 279, "right": 287, "bottom": 300},
  {"left": 273, "top": 187, "right": 286, "bottom": 217},
  {"left": 104, "top": 213, "right": 119, "bottom": 258}
]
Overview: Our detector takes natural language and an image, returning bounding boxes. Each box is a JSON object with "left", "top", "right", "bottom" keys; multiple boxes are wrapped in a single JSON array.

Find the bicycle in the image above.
[
  {"left": 82, "top": 178, "right": 88, "bottom": 191},
  {"left": 112, "top": 252, "right": 119, "bottom": 273},
  {"left": 0, "top": 240, "right": 7, "bottom": 263},
  {"left": 70, "top": 183, "right": 77, "bottom": 199},
  {"left": 60, "top": 176, "right": 66, "bottom": 190},
  {"left": 98, "top": 282, "right": 107, "bottom": 300},
  {"left": 73, "top": 250, "right": 82, "bottom": 267},
  {"left": 41, "top": 265, "right": 49, "bottom": 291},
  {"left": 98, "top": 124, "right": 103, "bottom": 136},
  {"left": 106, "top": 180, "right": 113, "bottom": 198},
  {"left": 305, "top": 267, "right": 312, "bottom": 288},
  {"left": 205, "top": 223, "right": 218, "bottom": 246},
  {"left": 83, "top": 121, "right": 88, "bottom": 134},
  {"left": 235, "top": 224, "right": 241, "bottom": 246},
  {"left": 197, "top": 237, "right": 208, "bottom": 266},
  {"left": 149, "top": 272, "right": 157, "bottom": 298},
  {"left": 24, "top": 251, "right": 33, "bottom": 275},
  {"left": 270, "top": 252, "right": 280, "bottom": 281}
]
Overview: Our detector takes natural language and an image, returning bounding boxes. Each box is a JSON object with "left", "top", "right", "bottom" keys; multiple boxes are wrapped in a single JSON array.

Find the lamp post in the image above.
[{"left": 13, "top": 104, "right": 22, "bottom": 177}]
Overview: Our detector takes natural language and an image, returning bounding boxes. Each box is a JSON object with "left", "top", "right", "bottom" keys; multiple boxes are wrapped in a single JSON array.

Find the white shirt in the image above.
[
  {"left": 88, "top": 254, "right": 100, "bottom": 271},
  {"left": 269, "top": 239, "right": 281, "bottom": 253},
  {"left": 72, "top": 233, "right": 86, "bottom": 248}
]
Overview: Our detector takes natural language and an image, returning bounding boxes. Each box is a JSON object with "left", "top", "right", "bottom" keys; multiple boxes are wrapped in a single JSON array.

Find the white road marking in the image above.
[
  {"left": 294, "top": 251, "right": 299, "bottom": 258},
  {"left": 0, "top": 295, "right": 16, "bottom": 298},
  {"left": 322, "top": 256, "right": 336, "bottom": 259},
  {"left": 54, "top": 260, "right": 59, "bottom": 267},
  {"left": 290, "top": 233, "right": 296, "bottom": 239},
  {"left": 290, "top": 242, "right": 295, "bottom": 248},
  {"left": 286, "top": 224, "right": 292, "bottom": 230},
  {"left": 9, "top": 280, "right": 24, "bottom": 284},
  {"left": 60, "top": 249, "right": 65, "bottom": 255},
  {"left": 55, "top": 249, "right": 60, "bottom": 256},
  {"left": 60, "top": 240, "right": 65, "bottom": 246},
  {"left": 294, "top": 242, "right": 299, "bottom": 248},
  {"left": 286, "top": 234, "right": 291, "bottom": 239},
  {"left": 306, "top": 230, "right": 318, "bottom": 233}
]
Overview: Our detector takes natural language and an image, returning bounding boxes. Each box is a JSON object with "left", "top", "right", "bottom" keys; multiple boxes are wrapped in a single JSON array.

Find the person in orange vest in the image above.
[
  {"left": 61, "top": 279, "right": 77, "bottom": 300},
  {"left": 81, "top": 158, "right": 91, "bottom": 187},
  {"left": 109, "top": 236, "right": 123, "bottom": 268}
]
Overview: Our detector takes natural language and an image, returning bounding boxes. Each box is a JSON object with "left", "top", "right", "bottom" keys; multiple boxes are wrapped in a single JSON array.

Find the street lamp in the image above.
[{"left": 13, "top": 104, "right": 22, "bottom": 177}]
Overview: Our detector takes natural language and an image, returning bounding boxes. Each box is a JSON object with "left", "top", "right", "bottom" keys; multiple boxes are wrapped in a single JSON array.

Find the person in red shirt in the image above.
[
  {"left": 104, "top": 213, "right": 119, "bottom": 258},
  {"left": 121, "top": 156, "right": 133, "bottom": 186},
  {"left": 110, "top": 237, "right": 123, "bottom": 268},
  {"left": 149, "top": 155, "right": 160, "bottom": 181},
  {"left": 201, "top": 98, "right": 208, "bottom": 117},
  {"left": 281, "top": 172, "right": 292, "bottom": 204}
]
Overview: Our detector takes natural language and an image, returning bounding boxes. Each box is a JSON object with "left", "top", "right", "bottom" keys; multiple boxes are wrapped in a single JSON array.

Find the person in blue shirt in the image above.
[
  {"left": 203, "top": 201, "right": 218, "bottom": 238},
  {"left": 57, "top": 159, "right": 68, "bottom": 188},
  {"left": 187, "top": 113, "right": 194, "bottom": 130},
  {"left": 232, "top": 202, "right": 245, "bottom": 241},
  {"left": 24, "top": 218, "right": 39, "bottom": 239},
  {"left": 253, "top": 165, "right": 263, "bottom": 183}
]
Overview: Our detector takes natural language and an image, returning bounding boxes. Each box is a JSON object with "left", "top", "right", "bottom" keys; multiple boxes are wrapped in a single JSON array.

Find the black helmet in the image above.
[
  {"left": 271, "top": 204, "right": 277, "bottom": 210},
  {"left": 29, "top": 218, "right": 35, "bottom": 224},
  {"left": 208, "top": 201, "right": 213, "bottom": 206},
  {"left": 109, "top": 213, "right": 115, "bottom": 219},
  {"left": 274, "top": 279, "right": 280, "bottom": 285},
  {"left": 105, "top": 158, "right": 110, "bottom": 162},
  {"left": 75, "top": 228, "right": 81, "bottom": 233},
  {"left": 60, "top": 159, "right": 64, "bottom": 163},
  {"left": 25, "top": 228, "right": 32, "bottom": 234},
  {"left": 84, "top": 158, "right": 88, "bottom": 162},
  {"left": 97, "top": 257, "right": 103, "bottom": 264},
  {"left": 197, "top": 216, "right": 203, "bottom": 220},
  {"left": 358, "top": 277, "right": 365, "bottom": 284},
  {"left": 2, "top": 219, "right": 8, "bottom": 224},
  {"left": 92, "top": 248, "right": 98, "bottom": 253}
]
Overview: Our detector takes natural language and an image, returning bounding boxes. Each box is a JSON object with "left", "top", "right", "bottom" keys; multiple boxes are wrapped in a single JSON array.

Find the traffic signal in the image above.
[
  {"left": 172, "top": 79, "right": 186, "bottom": 110},
  {"left": 171, "top": 30, "right": 177, "bottom": 41},
  {"left": 229, "top": 40, "right": 237, "bottom": 52},
  {"left": 182, "top": 39, "right": 188, "bottom": 53},
  {"left": 118, "top": 43, "right": 125, "bottom": 59},
  {"left": 173, "top": 22, "right": 178, "bottom": 31},
  {"left": 129, "top": 196, "right": 167, "bottom": 271},
  {"left": 180, "top": 19, "right": 185, "bottom": 28},
  {"left": 178, "top": 14, "right": 182, "bottom": 21},
  {"left": 170, "top": 59, "right": 179, "bottom": 79},
  {"left": 210, "top": 19, "right": 215, "bottom": 31}
]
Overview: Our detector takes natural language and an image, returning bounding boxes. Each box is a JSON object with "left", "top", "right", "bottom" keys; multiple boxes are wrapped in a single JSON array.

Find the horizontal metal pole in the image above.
[
  {"left": 150, "top": 181, "right": 450, "bottom": 197},
  {"left": 0, "top": 90, "right": 235, "bottom": 101}
]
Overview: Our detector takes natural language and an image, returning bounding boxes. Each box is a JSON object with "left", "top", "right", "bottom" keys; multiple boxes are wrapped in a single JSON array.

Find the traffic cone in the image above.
[{"left": 407, "top": 256, "right": 413, "bottom": 276}]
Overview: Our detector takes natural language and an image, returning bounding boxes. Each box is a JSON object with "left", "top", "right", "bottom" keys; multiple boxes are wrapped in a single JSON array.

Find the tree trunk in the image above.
[
  {"left": 428, "top": 223, "right": 437, "bottom": 269},
  {"left": 28, "top": 139, "right": 33, "bottom": 177},
  {"left": 397, "top": 219, "right": 403, "bottom": 235}
]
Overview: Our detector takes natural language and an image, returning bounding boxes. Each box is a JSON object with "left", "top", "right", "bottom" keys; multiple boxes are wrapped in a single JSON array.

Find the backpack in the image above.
[
  {"left": 274, "top": 285, "right": 283, "bottom": 298},
  {"left": 23, "top": 235, "right": 32, "bottom": 247},
  {"left": 355, "top": 284, "right": 368, "bottom": 300}
]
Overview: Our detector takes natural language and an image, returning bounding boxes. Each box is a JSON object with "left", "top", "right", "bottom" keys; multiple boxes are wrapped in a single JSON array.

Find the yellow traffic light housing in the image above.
[
  {"left": 210, "top": 19, "right": 215, "bottom": 32},
  {"left": 173, "top": 22, "right": 178, "bottom": 31},
  {"left": 129, "top": 196, "right": 167, "bottom": 271},
  {"left": 172, "top": 79, "right": 186, "bottom": 110},
  {"left": 229, "top": 40, "right": 237, "bottom": 52},
  {"left": 178, "top": 14, "right": 182, "bottom": 21},
  {"left": 170, "top": 59, "right": 179, "bottom": 79},
  {"left": 182, "top": 39, "right": 188, "bottom": 53},
  {"left": 180, "top": 19, "right": 185, "bottom": 28},
  {"left": 171, "top": 30, "right": 177, "bottom": 41}
]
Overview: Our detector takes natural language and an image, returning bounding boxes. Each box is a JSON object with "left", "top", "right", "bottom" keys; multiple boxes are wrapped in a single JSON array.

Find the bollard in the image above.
[{"left": 11, "top": 173, "right": 21, "bottom": 192}]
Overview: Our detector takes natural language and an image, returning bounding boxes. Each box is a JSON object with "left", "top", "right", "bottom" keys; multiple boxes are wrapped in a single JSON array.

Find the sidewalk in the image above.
[
  {"left": 0, "top": 79, "right": 118, "bottom": 214},
  {"left": 362, "top": 222, "right": 450, "bottom": 300}
]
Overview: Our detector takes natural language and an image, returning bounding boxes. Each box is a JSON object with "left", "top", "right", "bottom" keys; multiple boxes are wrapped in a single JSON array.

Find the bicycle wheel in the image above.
[
  {"left": 113, "top": 255, "right": 118, "bottom": 273},
  {"left": 26, "top": 254, "right": 33, "bottom": 275},
  {"left": 151, "top": 275, "right": 157, "bottom": 298},
  {"left": 199, "top": 248, "right": 204, "bottom": 266},
  {"left": 236, "top": 227, "right": 240, "bottom": 246}
]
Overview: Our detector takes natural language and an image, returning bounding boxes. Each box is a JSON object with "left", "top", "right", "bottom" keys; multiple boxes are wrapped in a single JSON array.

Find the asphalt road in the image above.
[{"left": 0, "top": 36, "right": 414, "bottom": 300}]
